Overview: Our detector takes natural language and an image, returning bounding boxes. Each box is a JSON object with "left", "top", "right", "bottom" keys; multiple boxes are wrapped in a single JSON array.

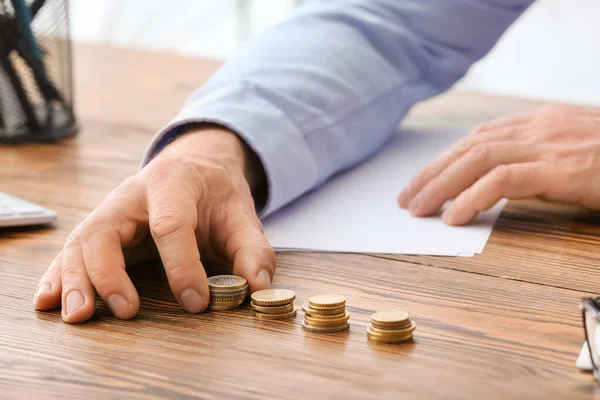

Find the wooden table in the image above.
[{"left": 1, "top": 44, "right": 599, "bottom": 399}]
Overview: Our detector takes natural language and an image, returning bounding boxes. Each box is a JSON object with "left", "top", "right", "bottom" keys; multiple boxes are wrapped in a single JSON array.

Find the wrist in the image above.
[{"left": 157, "top": 124, "right": 267, "bottom": 195}]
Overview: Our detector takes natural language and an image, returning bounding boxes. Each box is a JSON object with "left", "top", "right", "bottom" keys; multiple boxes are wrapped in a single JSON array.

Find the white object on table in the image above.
[
  {"left": 0, "top": 192, "right": 57, "bottom": 228},
  {"left": 263, "top": 127, "right": 506, "bottom": 256},
  {"left": 578, "top": 342, "right": 593, "bottom": 371}
]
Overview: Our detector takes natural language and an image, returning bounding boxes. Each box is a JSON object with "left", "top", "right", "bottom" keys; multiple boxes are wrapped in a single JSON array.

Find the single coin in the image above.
[
  {"left": 210, "top": 287, "right": 247, "bottom": 296},
  {"left": 367, "top": 331, "right": 413, "bottom": 343},
  {"left": 302, "top": 320, "right": 350, "bottom": 333},
  {"left": 251, "top": 289, "right": 296, "bottom": 306},
  {"left": 366, "top": 323, "right": 416, "bottom": 340},
  {"left": 371, "top": 320, "right": 413, "bottom": 332},
  {"left": 371, "top": 310, "right": 410, "bottom": 327},
  {"left": 367, "top": 332, "right": 413, "bottom": 342},
  {"left": 208, "top": 275, "right": 248, "bottom": 291},
  {"left": 304, "top": 311, "right": 350, "bottom": 326},
  {"left": 251, "top": 302, "right": 294, "bottom": 314},
  {"left": 308, "top": 294, "right": 346, "bottom": 309},
  {"left": 210, "top": 295, "right": 247, "bottom": 303},
  {"left": 208, "top": 299, "right": 245, "bottom": 311},
  {"left": 369, "top": 322, "right": 416, "bottom": 337},
  {"left": 210, "top": 287, "right": 248, "bottom": 296},
  {"left": 255, "top": 309, "right": 297, "bottom": 320},
  {"left": 302, "top": 302, "right": 345, "bottom": 316}
]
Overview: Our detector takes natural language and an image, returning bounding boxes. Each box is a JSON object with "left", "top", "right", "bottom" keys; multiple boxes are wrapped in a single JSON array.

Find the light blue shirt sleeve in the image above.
[{"left": 142, "top": 0, "right": 535, "bottom": 217}]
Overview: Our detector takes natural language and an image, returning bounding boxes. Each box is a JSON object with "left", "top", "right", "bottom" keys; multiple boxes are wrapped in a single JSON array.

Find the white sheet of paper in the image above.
[{"left": 263, "top": 127, "right": 506, "bottom": 256}]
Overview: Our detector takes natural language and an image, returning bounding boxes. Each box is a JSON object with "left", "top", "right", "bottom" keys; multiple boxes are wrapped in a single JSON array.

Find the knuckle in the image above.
[
  {"left": 164, "top": 262, "right": 193, "bottom": 287},
  {"left": 146, "top": 158, "right": 179, "bottom": 186},
  {"left": 72, "top": 219, "right": 106, "bottom": 245},
  {"left": 470, "top": 121, "right": 490, "bottom": 135},
  {"left": 107, "top": 175, "right": 139, "bottom": 200},
  {"left": 61, "top": 263, "right": 82, "bottom": 285},
  {"left": 489, "top": 165, "right": 512, "bottom": 187},
  {"left": 455, "top": 138, "right": 471, "bottom": 154},
  {"left": 466, "top": 143, "right": 491, "bottom": 164},
  {"left": 150, "top": 211, "right": 187, "bottom": 240},
  {"left": 456, "top": 136, "right": 478, "bottom": 154},
  {"left": 87, "top": 266, "right": 116, "bottom": 292},
  {"left": 63, "top": 230, "right": 81, "bottom": 250}
]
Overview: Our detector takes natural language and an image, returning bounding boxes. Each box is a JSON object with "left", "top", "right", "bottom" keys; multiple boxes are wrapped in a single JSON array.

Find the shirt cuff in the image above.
[{"left": 141, "top": 83, "right": 319, "bottom": 218}]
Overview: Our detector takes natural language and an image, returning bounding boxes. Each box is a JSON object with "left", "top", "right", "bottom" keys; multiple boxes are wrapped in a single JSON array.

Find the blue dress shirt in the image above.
[{"left": 142, "top": 0, "right": 535, "bottom": 217}]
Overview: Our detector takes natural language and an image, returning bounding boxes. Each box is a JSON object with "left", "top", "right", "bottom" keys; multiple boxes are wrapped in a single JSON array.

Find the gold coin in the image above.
[
  {"left": 210, "top": 287, "right": 248, "bottom": 296},
  {"left": 251, "top": 289, "right": 296, "bottom": 306},
  {"left": 251, "top": 302, "right": 294, "bottom": 314},
  {"left": 371, "top": 320, "right": 412, "bottom": 331},
  {"left": 308, "top": 294, "right": 346, "bottom": 309},
  {"left": 369, "top": 321, "right": 416, "bottom": 336},
  {"left": 367, "top": 329, "right": 413, "bottom": 341},
  {"left": 210, "top": 295, "right": 247, "bottom": 303},
  {"left": 367, "top": 330, "right": 413, "bottom": 343},
  {"left": 208, "top": 275, "right": 248, "bottom": 291},
  {"left": 371, "top": 310, "right": 410, "bottom": 327},
  {"left": 366, "top": 323, "right": 416, "bottom": 340},
  {"left": 302, "top": 320, "right": 350, "bottom": 333},
  {"left": 255, "top": 309, "right": 297, "bottom": 320},
  {"left": 302, "top": 302, "right": 345, "bottom": 316},
  {"left": 304, "top": 311, "right": 350, "bottom": 326},
  {"left": 367, "top": 334, "right": 413, "bottom": 344},
  {"left": 207, "top": 299, "right": 245, "bottom": 311}
]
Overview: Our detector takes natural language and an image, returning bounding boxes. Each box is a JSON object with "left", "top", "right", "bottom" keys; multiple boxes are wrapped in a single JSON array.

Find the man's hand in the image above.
[
  {"left": 398, "top": 103, "right": 600, "bottom": 225},
  {"left": 33, "top": 127, "right": 275, "bottom": 323}
]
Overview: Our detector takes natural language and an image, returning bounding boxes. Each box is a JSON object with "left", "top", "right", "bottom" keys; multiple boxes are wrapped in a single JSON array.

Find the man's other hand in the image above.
[
  {"left": 398, "top": 103, "right": 600, "bottom": 225},
  {"left": 33, "top": 127, "right": 275, "bottom": 323}
]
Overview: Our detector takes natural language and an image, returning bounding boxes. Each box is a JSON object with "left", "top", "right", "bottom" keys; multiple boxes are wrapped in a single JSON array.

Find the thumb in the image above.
[{"left": 224, "top": 203, "right": 276, "bottom": 293}]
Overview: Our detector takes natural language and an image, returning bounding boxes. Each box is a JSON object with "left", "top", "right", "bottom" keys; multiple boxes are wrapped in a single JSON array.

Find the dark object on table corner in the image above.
[
  {"left": 0, "top": 0, "right": 78, "bottom": 144},
  {"left": 581, "top": 297, "right": 600, "bottom": 385}
]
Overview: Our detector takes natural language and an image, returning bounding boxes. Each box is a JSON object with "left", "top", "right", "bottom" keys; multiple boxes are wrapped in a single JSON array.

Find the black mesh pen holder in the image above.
[{"left": 0, "top": 0, "right": 77, "bottom": 144}]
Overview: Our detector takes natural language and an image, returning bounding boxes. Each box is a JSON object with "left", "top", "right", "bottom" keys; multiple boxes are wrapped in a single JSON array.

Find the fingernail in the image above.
[
  {"left": 257, "top": 268, "right": 271, "bottom": 287},
  {"left": 409, "top": 192, "right": 424, "bottom": 212},
  {"left": 442, "top": 210, "right": 453, "bottom": 225},
  {"left": 398, "top": 188, "right": 409, "bottom": 207},
  {"left": 66, "top": 290, "right": 84, "bottom": 315},
  {"left": 36, "top": 282, "right": 51, "bottom": 298},
  {"left": 107, "top": 294, "right": 130, "bottom": 318},
  {"left": 180, "top": 288, "right": 205, "bottom": 313}
]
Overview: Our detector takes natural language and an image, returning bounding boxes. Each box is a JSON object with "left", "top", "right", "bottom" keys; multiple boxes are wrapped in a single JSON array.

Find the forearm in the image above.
[{"left": 144, "top": 0, "right": 535, "bottom": 217}]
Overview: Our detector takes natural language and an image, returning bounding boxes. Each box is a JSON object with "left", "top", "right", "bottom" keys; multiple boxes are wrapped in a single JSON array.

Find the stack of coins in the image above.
[
  {"left": 301, "top": 294, "right": 350, "bottom": 333},
  {"left": 367, "top": 310, "right": 416, "bottom": 343},
  {"left": 207, "top": 275, "right": 248, "bottom": 311},
  {"left": 251, "top": 289, "right": 297, "bottom": 320}
]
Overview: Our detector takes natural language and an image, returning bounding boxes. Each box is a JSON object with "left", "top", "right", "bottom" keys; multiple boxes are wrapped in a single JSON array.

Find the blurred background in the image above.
[{"left": 70, "top": 0, "right": 599, "bottom": 106}]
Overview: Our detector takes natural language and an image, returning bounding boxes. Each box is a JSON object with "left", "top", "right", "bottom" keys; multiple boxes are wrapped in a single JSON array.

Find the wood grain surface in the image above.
[{"left": 1, "top": 43, "right": 599, "bottom": 399}]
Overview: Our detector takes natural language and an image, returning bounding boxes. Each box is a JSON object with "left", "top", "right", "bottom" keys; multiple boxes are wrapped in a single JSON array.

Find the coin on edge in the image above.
[
  {"left": 302, "top": 302, "right": 346, "bottom": 316},
  {"left": 308, "top": 294, "right": 346, "bottom": 309},
  {"left": 208, "top": 275, "right": 248, "bottom": 291},
  {"left": 302, "top": 320, "right": 350, "bottom": 333},
  {"left": 255, "top": 309, "right": 298, "bottom": 320},
  {"left": 367, "top": 322, "right": 416, "bottom": 336},
  {"left": 251, "top": 289, "right": 296, "bottom": 306},
  {"left": 367, "top": 326, "right": 413, "bottom": 343},
  {"left": 371, "top": 310, "right": 410, "bottom": 326},
  {"left": 304, "top": 311, "right": 350, "bottom": 326},
  {"left": 251, "top": 302, "right": 295, "bottom": 314}
]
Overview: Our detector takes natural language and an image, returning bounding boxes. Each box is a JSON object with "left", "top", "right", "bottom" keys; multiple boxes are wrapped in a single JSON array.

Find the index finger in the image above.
[
  {"left": 398, "top": 125, "right": 525, "bottom": 208},
  {"left": 147, "top": 179, "right": 209, "bottom": 314}
]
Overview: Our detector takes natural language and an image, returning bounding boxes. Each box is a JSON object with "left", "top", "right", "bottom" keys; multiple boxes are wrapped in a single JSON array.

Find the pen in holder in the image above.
[{"left": 0, "top": 0, "right": 77, "bottom": 144}]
